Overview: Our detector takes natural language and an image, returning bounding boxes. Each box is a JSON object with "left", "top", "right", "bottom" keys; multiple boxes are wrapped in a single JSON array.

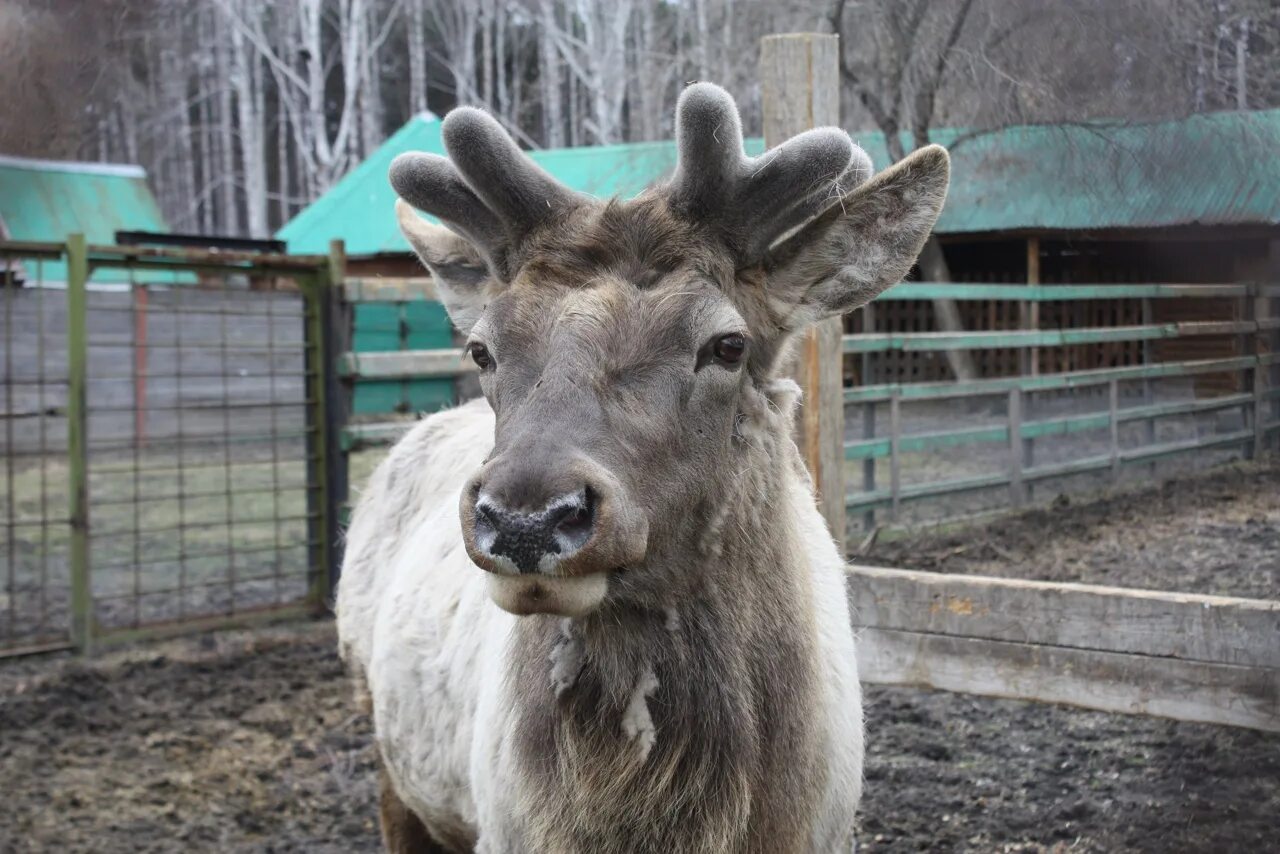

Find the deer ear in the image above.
[
  {"left": 764, "top": 145, "right": 950, "bottom": 327},
  {"left": 396, "top": 199, "right": 490, "bottom": 334}
]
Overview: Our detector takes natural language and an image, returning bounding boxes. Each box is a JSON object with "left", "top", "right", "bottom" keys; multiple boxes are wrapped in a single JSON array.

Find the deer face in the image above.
[{"left": 391, "top": 84, "right": 949, "bottom": 617}]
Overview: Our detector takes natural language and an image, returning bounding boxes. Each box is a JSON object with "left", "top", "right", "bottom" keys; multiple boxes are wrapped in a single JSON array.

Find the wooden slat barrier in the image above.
[
  {"left": 844, "top": 392, "right": 1255, "bottom": 460},
  {"left": 338, "top": 349, "right": 475, "bottom": 380},
  {"left": 872, "top": 282, "right": 1255, "bottom": 301},
  {"left": 846, "top": 565, "right": 1280, "bottom": 731},
  {"left": 845, "top": 356, "right": 1259, "bottom": 403},
  {"left": 342, "top": 277, "right": 438, "bottom": 303},
  {"left": 842, "top": 320, "right": 1257, "bottom": 354}
]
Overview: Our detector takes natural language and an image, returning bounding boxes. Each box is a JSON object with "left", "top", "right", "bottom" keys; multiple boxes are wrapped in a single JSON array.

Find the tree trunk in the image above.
[
  {"left": 539, "top": 2, "right": 564, "bottom": 147},
  {"left": 408, "top": 0, "right": 429, "bottom": 115}
]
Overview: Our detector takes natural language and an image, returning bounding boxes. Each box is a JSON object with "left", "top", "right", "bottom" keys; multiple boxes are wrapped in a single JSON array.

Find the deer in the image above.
[{"left": 336, "top": 82, "right": 949, "bottom": 854}]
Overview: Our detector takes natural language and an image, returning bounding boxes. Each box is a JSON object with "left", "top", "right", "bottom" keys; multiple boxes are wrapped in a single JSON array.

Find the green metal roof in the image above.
[
  {"left": 278, "top": 108, "right": 1280, "bottom": 255},
  {"left": 0, "top": 155, "right": 170, "bottom": 283}
]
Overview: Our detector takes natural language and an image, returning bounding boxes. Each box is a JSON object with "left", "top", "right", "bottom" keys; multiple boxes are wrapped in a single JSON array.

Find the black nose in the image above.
[{"left": 473, "top": 489, "right": 595, "bottom": 574}]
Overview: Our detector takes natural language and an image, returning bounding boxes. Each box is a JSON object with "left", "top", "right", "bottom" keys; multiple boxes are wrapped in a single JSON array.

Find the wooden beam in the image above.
[
  {"left": 338, "top": 349, "right": 475, "bottom": 380},
  {"left": 845, "top": 565, "right": 1280, "bottom": 731},
  {"left": 342, "top": 277, "right": 437, "bottom": 303},
  {"left": 855, "top": 627, "right": 1278, "bottom": 732},
  {"left": 842, "top": 321, "right": 1260, "bottom": 354},
  {"left": 844, "top": 355, "right": 1256, "bottom": 403},
  {"left": 873, "top": 282, "right": 1255, "bottom": 301},
  {"left": 845, "top": 564, "right": 1280, "bottom": 668},
  {"left": 760, "top": 33, "right": 845, "bottom": 551},
  {"left": 1022, "top": 237, "right": 1040, "bottom": 375}
]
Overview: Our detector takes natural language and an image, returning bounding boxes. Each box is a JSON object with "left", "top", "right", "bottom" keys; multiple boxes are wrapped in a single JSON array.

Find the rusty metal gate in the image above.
[{"left": 0, "top": 237, "right": 339, "bottom": 655}]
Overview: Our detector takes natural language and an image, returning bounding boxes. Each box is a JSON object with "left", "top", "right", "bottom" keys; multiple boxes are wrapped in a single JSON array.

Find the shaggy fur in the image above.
[{"left": 337, "top": 82, "right": 949, "bottom": 853}]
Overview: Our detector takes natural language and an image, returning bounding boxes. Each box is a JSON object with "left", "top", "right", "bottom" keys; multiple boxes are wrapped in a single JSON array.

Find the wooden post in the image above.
[
  {"left": 1141, "top": 296, "right": 1156, "bottom": 455},
  {"left": 760, "top": 33, "right": 846, "bottom": 551},
  {"left": 66, "top": 234, "right": 92, "bottom": 652},
  {"left": 1008, "top": 387, "right": 1025, "bottom": 506},
  {"left": 861, "top": 302, "right": 877, "bottom": 532},
  {"left": 1109, "top": 379, "right": 1121, "bottom": 481},
  {"left": 1241, "top": 290, "right": 1257, "bottom": 460},
  {"left": 133, "top": 284, "right": 148, "bottom": 447},
  {"left": 889, "top": 392, "right": 901, "bottom": 522},
  {"left": 1021, "top": 239, "right": 1039, "bottom": 498},
  {"left": 1022, "top": 237, "right": 1041, "bottom": 377},
  {"left": 322, "top": 239, "right": 349, "bottom": 604},
  {"left": 1263, "top": 282, "right": 1278, "bottom": 453},
  {"left": 862, "top": 402, "right": 877, "bottom": 532}
]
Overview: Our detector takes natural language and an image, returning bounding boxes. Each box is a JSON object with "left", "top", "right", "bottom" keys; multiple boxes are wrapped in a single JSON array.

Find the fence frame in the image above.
[{"left": 0, "top": 237, "right": 339, "bottom": 655}]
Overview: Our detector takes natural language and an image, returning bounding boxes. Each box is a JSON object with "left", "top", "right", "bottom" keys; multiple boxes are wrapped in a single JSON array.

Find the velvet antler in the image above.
[
  {"left": 391, "top": 83, "right": 876, "bottom": 279},
  {"left": 665, "top": 82, "right": 874, "bottom": 263},
  {"left": 389, "top": 108, "right": 583, "bottom": 279}
]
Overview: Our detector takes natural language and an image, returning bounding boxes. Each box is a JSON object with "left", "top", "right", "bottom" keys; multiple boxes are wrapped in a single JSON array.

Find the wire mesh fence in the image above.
[{"left": 0, "top": 238, "right": 336, "bottom": 656}]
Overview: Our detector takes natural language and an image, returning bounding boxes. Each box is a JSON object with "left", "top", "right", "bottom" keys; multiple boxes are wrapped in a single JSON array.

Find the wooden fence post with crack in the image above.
[{"left": 760, "top": 33, "right": 847, "bottom": 552}]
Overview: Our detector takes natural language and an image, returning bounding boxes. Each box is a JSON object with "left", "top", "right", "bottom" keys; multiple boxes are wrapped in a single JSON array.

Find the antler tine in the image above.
[
  {"left": 738, "top": 132, "right": 874, "bottom": 261},
  {"left": 391, "top": 107, "right": 582, "bottom": 279},
  {"left": 389, "top": 152, "right": 507, "bottom": 270},
  {"left": 669, "top": 83, "right": 747, "bottom": 216},
  {"left": 666, "top": 82, "right": 874, "bottom": 264},
  {"left": 442, "top": 107, "right": 582, "bottom": 236}
]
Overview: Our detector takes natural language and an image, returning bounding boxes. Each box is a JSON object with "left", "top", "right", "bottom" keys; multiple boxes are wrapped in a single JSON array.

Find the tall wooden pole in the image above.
[{"left": 760, "top": 34, "right": 847, "bottom": 552}]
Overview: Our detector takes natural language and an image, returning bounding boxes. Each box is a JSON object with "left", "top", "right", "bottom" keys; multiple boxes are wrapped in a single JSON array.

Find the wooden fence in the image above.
[{"left": 844, "top": 281, "right": 1280, "bottom": 525}]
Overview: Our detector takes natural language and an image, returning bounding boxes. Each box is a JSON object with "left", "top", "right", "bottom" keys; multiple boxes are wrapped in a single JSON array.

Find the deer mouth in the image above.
[{"left": 485, "top": 570, "right": 610, "bottom": 617}]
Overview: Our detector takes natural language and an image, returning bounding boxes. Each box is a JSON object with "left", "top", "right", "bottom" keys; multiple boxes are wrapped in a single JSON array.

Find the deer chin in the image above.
[{"left": 485, "top": 571, "right": 609, "bottom": 617}]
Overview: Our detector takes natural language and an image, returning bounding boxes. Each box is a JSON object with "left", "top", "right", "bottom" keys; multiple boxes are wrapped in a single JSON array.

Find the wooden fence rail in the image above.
[{"left": 845, "top": 565, "right": 1280, "bottom": 732}]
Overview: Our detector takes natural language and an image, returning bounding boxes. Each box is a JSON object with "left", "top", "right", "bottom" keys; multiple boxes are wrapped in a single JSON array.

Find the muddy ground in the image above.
[
  {"left": 0, "top": 622, "right": 1276, "bottom": 853},
  {"left": 862, "top": 457, "right": 1280, "bottom": 600}
]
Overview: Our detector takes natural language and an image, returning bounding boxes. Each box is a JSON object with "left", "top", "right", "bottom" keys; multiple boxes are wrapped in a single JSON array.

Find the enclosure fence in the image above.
[
  {"left": 0, "top": 237, "right": 339, "bottom": 657},
  {"left": 2, "top": 233, "right": 1276, "bottom": 730}
]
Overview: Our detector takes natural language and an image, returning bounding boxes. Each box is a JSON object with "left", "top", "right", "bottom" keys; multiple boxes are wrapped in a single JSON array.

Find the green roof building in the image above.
[
  {"left": 278, "top": 108, "right": 1280, "bottom": 255},
  {"left": 0, "top": 155, "right": 170, "bottom": 285}
]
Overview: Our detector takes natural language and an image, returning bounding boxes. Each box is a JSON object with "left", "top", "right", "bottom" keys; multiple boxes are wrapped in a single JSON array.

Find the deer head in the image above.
[{"left": 391, "top": 83, "right": 948, "bottom": 617}]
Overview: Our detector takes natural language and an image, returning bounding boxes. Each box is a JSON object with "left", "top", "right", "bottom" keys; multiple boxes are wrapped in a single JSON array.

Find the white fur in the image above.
[{"left": 336, "top": 396, "right": 864, "bottom": 851}]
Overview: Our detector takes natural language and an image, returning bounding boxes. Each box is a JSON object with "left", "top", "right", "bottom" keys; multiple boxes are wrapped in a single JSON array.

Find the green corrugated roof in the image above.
[
  {"left": 278, "top": 108, "right": 1280, "bottom": 254},
  {"left": 0, "top": 155, "right": 170, "bottom": 283}
]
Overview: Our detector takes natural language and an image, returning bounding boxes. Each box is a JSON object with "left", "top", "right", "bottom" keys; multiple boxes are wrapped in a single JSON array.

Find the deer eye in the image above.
[
  {"left": 712, "top": 333, "right": 747, "bottom": 366},
  {"left": 468, "top": 342, "right": 493, "bottom": 370}
]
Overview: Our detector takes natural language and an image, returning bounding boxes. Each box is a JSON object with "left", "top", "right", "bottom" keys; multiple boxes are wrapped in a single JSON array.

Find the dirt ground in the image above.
[
  {"left": 862, "top": 457, "right": 1280, "bottom": 600},
  {"left": 0, "top": 622, "right": 1276, "bottom": 854}
]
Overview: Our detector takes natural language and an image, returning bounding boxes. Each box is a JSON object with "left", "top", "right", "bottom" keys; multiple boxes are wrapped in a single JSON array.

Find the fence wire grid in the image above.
[{"left": 0, "top": 239, "right": 335, "bottom": 655}]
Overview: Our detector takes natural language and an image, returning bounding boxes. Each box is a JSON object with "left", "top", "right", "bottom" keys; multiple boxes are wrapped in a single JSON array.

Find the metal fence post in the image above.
[
  {"left": 303, "top": 258, "right": 337, "bottom": 611},
  {"left": 889, "top": 391, "right": 902, "bottom": 522},
  {"left": 65, "top": 234, "right": 91, "bottom": 652},
  {"left": 324, "top": 240, "right": 350, "bottom": 602}
]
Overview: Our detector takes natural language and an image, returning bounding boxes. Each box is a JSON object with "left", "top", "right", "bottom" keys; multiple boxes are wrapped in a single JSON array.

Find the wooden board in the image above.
[
  {"left": 846, "top": 565, "right": 1280, "bottom": 668},
  {"left": 845, "top": 566, "right": 1280, "bottom": 732},
  {"left": 855, "top": 626, "right": 1279, "bottom": 732},
  {"left": 760, "top": 33, "right": 845, "bottom": 548}
]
